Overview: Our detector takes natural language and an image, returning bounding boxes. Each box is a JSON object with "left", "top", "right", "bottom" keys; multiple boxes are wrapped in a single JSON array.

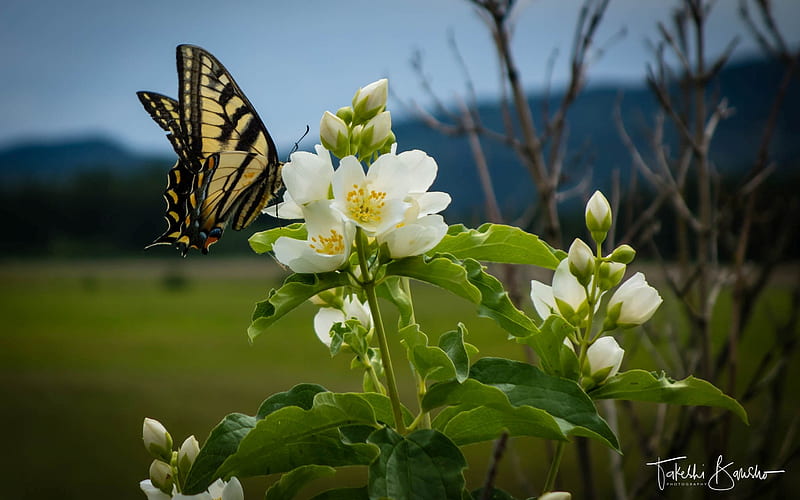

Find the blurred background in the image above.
[{"left": 1, "top": 0, "right": 798, "bottom": 498}]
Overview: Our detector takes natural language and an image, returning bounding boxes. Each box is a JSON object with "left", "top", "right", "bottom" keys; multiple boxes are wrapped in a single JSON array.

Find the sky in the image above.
[{"left": 1, "top": 0, "right": 798, "bottom": 155}]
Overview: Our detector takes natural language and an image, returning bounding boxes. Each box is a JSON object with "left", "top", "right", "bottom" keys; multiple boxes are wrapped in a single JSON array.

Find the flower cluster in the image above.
[
  {"left": 264, "top": 79, "right": 451, "bottom": 273},
  {"left": 140, "top": 418, "right": 243, "bottom": 500},
  {"left": 530, "top": 191, "right": 662, "bottom": 388}
]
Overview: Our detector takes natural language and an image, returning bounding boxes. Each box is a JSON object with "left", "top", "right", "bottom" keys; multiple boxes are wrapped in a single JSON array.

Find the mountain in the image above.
[{"left": 0, "top": 56, "right": 797, "bottom": 255}]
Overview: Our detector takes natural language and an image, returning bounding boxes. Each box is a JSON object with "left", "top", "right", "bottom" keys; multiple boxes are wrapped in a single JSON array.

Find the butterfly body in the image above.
[{"left": 138, "top": 45, "right": 282, "bottom": 256}]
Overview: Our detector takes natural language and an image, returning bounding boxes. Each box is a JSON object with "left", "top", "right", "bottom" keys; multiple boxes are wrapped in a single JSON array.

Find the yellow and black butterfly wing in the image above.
[
  {"left": 137, "top": 45, "right": 283, "bottom": 256},
  {"left": 136, "top": 92, "right": 199, "bottom": 248}
]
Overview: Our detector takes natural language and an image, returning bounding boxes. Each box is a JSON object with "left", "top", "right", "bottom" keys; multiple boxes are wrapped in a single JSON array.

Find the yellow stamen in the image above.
[
  {"left": 345, "top": 183, "right": 387, "bottom": 224},
  {"left": 309, "top": 229, "right": 345, "bottom": 255}
]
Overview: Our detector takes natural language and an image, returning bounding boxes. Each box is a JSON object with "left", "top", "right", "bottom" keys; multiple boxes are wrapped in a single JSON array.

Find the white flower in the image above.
[
  {"left": 396, "top": 150, "right": 451, "bottom": 216},
  {"left": 605, "top": 272, "right": 663, "bottom": 329},
  {"left": 352, "top": 78, "right": 388, "bottom": 120},
  {"left": 567, "top": 238, "right": 594, "bottom": 285},
  {"left": 168, "top": 477, "right": 244, "bottom": 500},
  {"left": 378, "top": 214, "right": 448, "bottom": 258},
  {"left": 331, "top": 155, "right": 411, "bottom": 235},
  {"left": 529, "top": 280, "right": 556, "bottom": 321},
  {"left": 143, "top": 418, "right": 172, "bottom": 461},
  {"left": 264, "top": 145, "right": 333, "bottom": 219},
  {"left": 552, "top": 259, "right": 589, "bottom": 325},
  {"left": 273, "top": 200, "right": 355, "bottom": 273},
  {"left": 320, "top": 111, "right": 349, "bottom": 155},
  {"left": 585, "top": 190, "right": 612, "bottom": 233},
  {"left": 313, "top": 295, "right": 372, "bottom": 346},
  {"left": 140, "top": 479, "right": 171, "bottom": 500},
  {"left": 586, "top": 336, "right": 624, "bottom": 383}
]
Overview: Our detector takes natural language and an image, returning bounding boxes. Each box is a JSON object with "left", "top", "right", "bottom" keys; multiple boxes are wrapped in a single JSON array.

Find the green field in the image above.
[{"left": 1, "top": 258, "right": 797, "bottom": 499}]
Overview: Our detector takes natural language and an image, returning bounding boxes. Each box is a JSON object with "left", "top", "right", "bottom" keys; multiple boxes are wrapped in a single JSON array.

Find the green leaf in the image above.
[
  {"left": 249, "top": 223, "right": 307, "bottom": 254},
  {"left": 249, "top": 272, "right": 350, "bottom": 341},
  {"left": 589, "top": 369, "right": 749, "bottom": 424},
  {"left": 470, "top": 358, "right": 620, "bottom": 451},
  {"left": 385, "top": 255, "right": 481, "bottom": 303},
  {"left": 257, "top": 383, "right": 328, "bottom": 419},
  {"left": 400, "top": 324, "right": 457, "bottom": 383},
  {"left": 310, "top": 487, "right": 369, "bottom": 500},
  {"left": 462, "top": 259, "right": 537, "bottom": 337},
  {"left": 439, "top": 324, "right": 470, "bottom": 383},
  {"left": 376, "top": 276, "right": 414, "bottom": 328},
  {"left": 430, "top": 224, "right": 562, "bottom": 269},
  {"left": 265, "top": 465, "right": 336, "bottom": 500},
  {"left": 356, "top": 392, "right": 414, "bottom": 428},
  {"left": 217, "top": 393, "right": 380, "bottom": 479},
  {"left": 517, "top": 315, "right": 579, "bottom": 379},
  {"left": 184, "top": 413, "right": 257, "bottom": 494},
  {"left": 368, "top": 427, "right": 467, "bottom": 500},
  {"left": 423, "top": 379, "right": 565, "bottom": 446}
]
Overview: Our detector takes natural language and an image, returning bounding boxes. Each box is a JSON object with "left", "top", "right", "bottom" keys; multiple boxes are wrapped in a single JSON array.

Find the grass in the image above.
[{"left": 1, "top": 257, "right": 797, "bottom": 499}]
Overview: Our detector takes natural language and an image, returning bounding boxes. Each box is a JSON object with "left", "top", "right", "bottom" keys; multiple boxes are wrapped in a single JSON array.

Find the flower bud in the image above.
[
  {"left": 585, "top": 191, "right": 612, "bottom": 244},
  {"left": 148, "top": 459, "right": 174, "bottom": 494},
  {"left": 597, "top": 261, "right": 626, "bottom": 291},
  {"left": 358, "top": 111, "right": 392, "bottom": 156},
  {"left": 539, "top": 493, "right": 572, "bottom": 500},
  {"left": 585, "top": 336, "right": 624, "bottom": 385},
  {"left": 352, "top": 78, "right": 388, "bottom": 122},
  {"left": 335, "top": 106, "right": 353, "bottom": 124},
  {"left": 320, "top": 111, "right": 349, "bottom": 158},
  {"left": 603, "top": 272, "right": 663, "bottom": 330},
  {"left": 608, "top": 244, "right": 636, "bottom": 264},
  {"left": 143, "top": 418, "right": 173, "bottom": 461},
  {"left": 552, "top": 259, "right": 590, "bottom": 325},
  {"left": 567, "top": 238, "right": 594, "bottom": 286},
  {"left": 178, "top": 435, "right": 200, "bottom": 473}
]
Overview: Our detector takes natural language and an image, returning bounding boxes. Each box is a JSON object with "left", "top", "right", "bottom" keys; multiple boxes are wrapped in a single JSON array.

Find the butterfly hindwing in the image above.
[{"left": 138, "top": 45, "right": 283, "bottom": 256}]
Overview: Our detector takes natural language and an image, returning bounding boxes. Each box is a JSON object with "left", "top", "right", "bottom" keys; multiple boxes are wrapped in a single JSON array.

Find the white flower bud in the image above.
[
  {"left": 359, "top": 111, "right": 392, "bottom": 155},
  {"left": 585, "top": 191, "right": 612, "bottom": 243},
  {"left": 598, "top": 261, "right": 626, "bottom": 291},
  {"left": 139, "top": 479, "right": 171, "bottom": 500},
  {"left": 352, "top": 78, "right": 388, "bottom": 121},
  {"left": 604, "top": 272, "right": 663, "bottom": 329},
  {"left": 148, "top": 459, "right": 173, "bottom": 494},
  {"left": 320, "top": 111, "right": 349, "bottom": 158},
  {"left": 567, "top": 238, "right": 595, "bottom": 286},
  {"left": 586, "top": 336, "right": 624, "bottom": 384},
  {"left": 178, "top": 435, "right": 200, "bottom": 472},
  {"left": 539, "top": 493, "right": 572, "bottom": 500},
  {"left": 552, "top": 259, "right": 590, "bottom": 325},
  {"left": 143, "top": 418, "right": 173, "bottom": 461}
]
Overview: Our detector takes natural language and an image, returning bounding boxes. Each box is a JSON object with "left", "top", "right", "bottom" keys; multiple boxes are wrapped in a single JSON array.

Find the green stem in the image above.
[
  {"left": 542, "top": 441, "right": 566, "bottom": 493},
  {"left": 401, "top": 277, "right": 431, "bottom": 429},
  {"left": 356, "top": 228, "right": 406, "bottom": 434}
]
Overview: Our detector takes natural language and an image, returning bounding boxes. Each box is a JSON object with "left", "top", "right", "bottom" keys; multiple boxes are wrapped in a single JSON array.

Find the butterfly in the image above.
[{"left": 137, "top": 44, "right": 282, "bottom": 256}]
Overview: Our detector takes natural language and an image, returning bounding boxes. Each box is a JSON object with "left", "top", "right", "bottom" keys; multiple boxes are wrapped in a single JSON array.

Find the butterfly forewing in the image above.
[{"left": 137, "top": 45, "right": 283, "bottom": 256}]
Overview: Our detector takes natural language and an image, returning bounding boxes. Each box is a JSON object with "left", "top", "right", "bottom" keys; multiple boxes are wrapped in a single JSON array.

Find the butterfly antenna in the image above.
[{"left": 289, "top": 125, "right": 310, "bottom": 157}]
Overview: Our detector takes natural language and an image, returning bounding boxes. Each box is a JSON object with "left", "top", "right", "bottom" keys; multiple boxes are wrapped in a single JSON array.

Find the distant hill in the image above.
[{"left": 0, "top": 56, "right": 797, "bottom": 255}]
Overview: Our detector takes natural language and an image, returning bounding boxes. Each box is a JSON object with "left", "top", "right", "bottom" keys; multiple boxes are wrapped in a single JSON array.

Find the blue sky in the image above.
[{"left": 1, "top": 0, "right": 798, "bottom": 154}]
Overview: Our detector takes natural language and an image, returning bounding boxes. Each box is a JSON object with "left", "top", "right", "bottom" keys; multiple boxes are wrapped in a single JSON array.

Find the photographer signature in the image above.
[{"left": 645, "top": 455, "right": 785, "bottom": 491}]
